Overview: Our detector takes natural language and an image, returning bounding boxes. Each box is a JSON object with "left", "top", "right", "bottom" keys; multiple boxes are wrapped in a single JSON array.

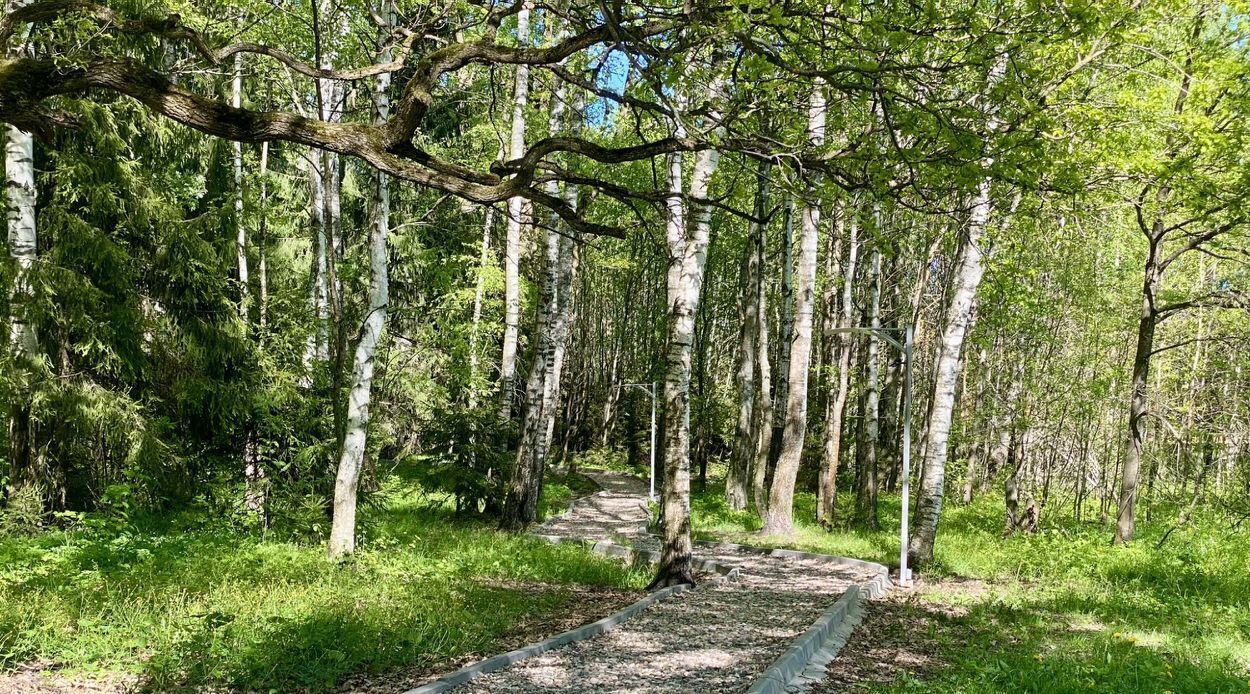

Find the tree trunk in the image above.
[
  {"left": 728, "top": 160, "right": 771, "bottom": 511},
  {"left": 303, "top": 152, "right": 330, "bottom": 367},
  {"left": 5, "top": 0, "right": 39, "bottom": 504},
  {"left": 762, "top": 80, "right": 826, "bottom": 536},
  {"left": 817, "top": 206, "right": 859, "bottom": 526},
  {"left": 1114, "top": 230, "right": 1161, "bottom": 544},
  {"left": 468, "top": 205, "right": 494, "bottom": 408},
  {"left": 231, "top": 53, "right": 250, "bottom": 320},
  {"left": 328, "top": 7, "right": 393, "bottom": 558},
  {"left": 750, "top": 215, "right": 774, "bottom": 516},
  {"left": 854, "top": 246, "right": 882, "bottom": 529},
  {"left": 258, "top": 141, "right": 270, "bottom": 331},
  {"left": 498, "top": 1, "right": 532, "bottom": 423},
  {"left": 773, "top": 194, "right": 796, "bottom": 439},
  {"left": 652, "top": 83, "right": 722, "bottom": 588},
  {"left": 502, "top": 80, "right": 578, "bottom": 530},
  {"left": 908, "top": 176, "right": 994, "bottom": 567},
  {"left": 5, "top": 116, "right": 38, "bottom": 505}
]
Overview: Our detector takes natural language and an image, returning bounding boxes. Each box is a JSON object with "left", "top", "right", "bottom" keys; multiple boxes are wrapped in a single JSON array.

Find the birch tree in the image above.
[
  {"left": 728, "top": 160, "right": 771, "bottom": 511},
  {"left": 5, "top": 0, "right": 38, "bottom": 501},
  {"left": 652, "top": 71, "right": 723, "bottom": 587},
  {"left": 908, "top": 55, "right": 1007, "bottom": 566},
  {"left": 854, "top": 244, "right": 882, "bottom": 529},
  {"left": 817, "top": 206, "right": 859, "bottom": 526},
  {"left": 502, "top": 75, "right": 580, "bottom": 530},
  {"left": 762, "top": 79, "right": 826, "bottom": 536},
  {"left": 327, "top": 0, "right": 394, "bottom": 558},
  {"left": 499, "top": 1, "right": 532, "bottom": 423}
]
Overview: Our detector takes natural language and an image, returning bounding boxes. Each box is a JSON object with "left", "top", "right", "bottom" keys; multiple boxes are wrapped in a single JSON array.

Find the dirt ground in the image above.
[{"left": 813, "top": 577, "right": 988, "bottom": 691}]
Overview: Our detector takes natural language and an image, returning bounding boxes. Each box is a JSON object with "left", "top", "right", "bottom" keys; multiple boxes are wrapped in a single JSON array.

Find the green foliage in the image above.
[
  {"left": 0, "top": 470, "right": 647, "bottom": 691},
  {"left": 410, "top": 405, "right": 515, "bottom": 515},
  {"left": 692, "top": 484, "right": 1250, "bottom": 692}
]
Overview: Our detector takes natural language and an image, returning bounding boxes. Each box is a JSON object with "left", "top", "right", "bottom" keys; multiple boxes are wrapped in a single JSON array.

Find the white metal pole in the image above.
[
  {"left": 649, "top": 382, "right": 657, "bottom": 501},
  {"left": 899, "top": 324, "right": 914, "bottom": 586}
]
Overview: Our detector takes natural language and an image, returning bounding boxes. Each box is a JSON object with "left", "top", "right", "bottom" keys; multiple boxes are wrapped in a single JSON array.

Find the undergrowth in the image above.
[
  {"left": 692, "top": 480, "right": 1250, "bottom": 693},
  {"left": 0, "top": 469, "right": 647, "bottom": 691}
]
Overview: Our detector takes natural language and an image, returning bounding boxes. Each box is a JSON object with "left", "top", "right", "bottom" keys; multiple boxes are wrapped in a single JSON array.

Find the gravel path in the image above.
[{"left": 457, "top": 472, "right": 874, "bottom": 693}]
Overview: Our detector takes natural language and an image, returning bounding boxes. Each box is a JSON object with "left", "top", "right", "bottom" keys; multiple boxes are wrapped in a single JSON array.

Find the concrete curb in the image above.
[
  {"left": 403, "top": 479, "right": 738, "bottom": 693},
  {"left": 745, "top": 585, "right": 862, "bottom": 694},
  {"left": 703, "top": 541, "right": 888, "bottom": 693},
  {"left": 790, "top": 589, "right": 866, "bottom": 690},
  {"left": 691, "top": 538, "right": 893, "bottom": 596},
  {"left": 402, "top": 577, "right": 693, "bottom": 694}
]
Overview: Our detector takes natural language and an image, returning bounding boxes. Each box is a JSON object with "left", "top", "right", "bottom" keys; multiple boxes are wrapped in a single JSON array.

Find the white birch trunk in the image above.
[
  {"left": 654, "top": 76, "right": 723, "bottom": 587},
  {"left": 5, "top": 125, "right": 35, "bottom": 359},
  {"left": 907, "top": 56, "right": 1006, "bottom": 566},
  {"left": 328, "top": 2, "right": 393, "bottom": 558},
  {"left": 762, "top": 79, "right": 827, "bottom": 535},
  {"left": 232, "top": 54, "right": 249, "bottom": 319},
  {"left": 750, "top": 217, "right": 774, "bottom": 515},
  {"left": 855, "top": 246, "right": 882, "bottom": 528},
  {"left": 728, "top": 160, "right": 771, "bottom": 511},
  {"left": 6, "top": 0, "right": 38, "bottom": 496},
  {"left": 304, "top": 153, "right": 330, "bottom": 367},
  {"left": 774, "top": 195, "right": 796, "bottom": 428},
  {"left": 908, "top": 176, "right": 993, "bottom": 564},
  {"left": 258, "top": 141, "right": 270, "bottom": 331},
  {"left": 503, "top": 77, "right": 576, "bottom": 529},
  {"left": 817, "top": 209, "right": 857, "bottom": 525},
  {"left": 467, "top": 204, "right": 495, "bottom": 409},
  {"left": 499, "top": 2, "right": 532, "bottom": 422}
]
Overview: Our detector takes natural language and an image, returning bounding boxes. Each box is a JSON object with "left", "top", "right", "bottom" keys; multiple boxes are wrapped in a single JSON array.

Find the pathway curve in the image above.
[{"left": 456, "top": 472, "right": 877, "bottom": 693}]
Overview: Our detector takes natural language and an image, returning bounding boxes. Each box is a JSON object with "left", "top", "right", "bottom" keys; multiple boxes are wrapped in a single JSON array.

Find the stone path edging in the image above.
[
  {"left": 789, "top": 587, "right": 866, "bottom": 691},
  {"left": 689, "top": 538, "right": 892, "bottom": 597},
  {"left": 402, "top": 484, "right": 738, "bottom": 694},
  {"left": 406, "top": 473, "right": 889, "bottom": 693},
  {"left": 745, "top": 585, "right": 861, "bottom": 694},
  {"left": 402, "top": 577, "right": 694, "bottom": 694}
]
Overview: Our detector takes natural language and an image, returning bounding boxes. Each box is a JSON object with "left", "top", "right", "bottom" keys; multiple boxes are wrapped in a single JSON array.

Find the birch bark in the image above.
[
  {"left": 499, "top": 1, "right": 532, "bottom": 422},
  {"left": 817, "top": 208, "right": 858, "bottom": 525},
  {"left": 728, "top": 160, "right": 771, "bottom": 511},
  {"left": 5, "top": 0, "right": 39, "bottom": 499},
  {"left": 652, "top": 75, "right": 723, "bottom": 587},
  {"left": 907, "top": 56, "right": 1006, "bottom": 566},
  {"left": 328, "top": 1, "right": 393, "bottom": 558},
  {"left": 762, "top": 80, "right": 826, "bottom": 535}
]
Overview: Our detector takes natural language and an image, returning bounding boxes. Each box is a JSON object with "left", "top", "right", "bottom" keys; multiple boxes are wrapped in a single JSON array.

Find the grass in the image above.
[
  {"left": 691, "top": 478, "right": 1250, "bottom": 693},
  {"left": 0, "top": 469, "right": 648, "bottom": 692}
]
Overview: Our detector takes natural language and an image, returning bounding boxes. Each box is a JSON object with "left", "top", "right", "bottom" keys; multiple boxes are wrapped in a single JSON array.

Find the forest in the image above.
[{"left": 1, "top": 0, "right": 1249, "bottom": 691}]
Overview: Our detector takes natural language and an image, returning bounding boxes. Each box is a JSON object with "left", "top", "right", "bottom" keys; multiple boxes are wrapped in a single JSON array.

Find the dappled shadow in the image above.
[
  {"left": 449, "top": 472, "right": 876, "bottom": 693},
  {"left": 0, "top": 475, "right": 651, "bottom": 692},
  {"left": 818, "top": 580, "right": 1247, "bottom": 693}
]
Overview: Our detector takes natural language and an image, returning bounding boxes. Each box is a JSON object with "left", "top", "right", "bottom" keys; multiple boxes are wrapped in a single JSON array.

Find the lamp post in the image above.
[
  {"left": 827, "top": 325, "right": 914, "bottom": 587},
  {"left": 618, "top": 382, "right": 658, "bottom": 501}
]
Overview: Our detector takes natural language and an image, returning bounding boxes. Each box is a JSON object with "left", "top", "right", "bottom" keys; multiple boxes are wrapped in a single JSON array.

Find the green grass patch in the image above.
[
  {"left": 692, "top": 481, "right": 1250, "bottom": 693},
  {"left": 537, "top": 470, "right": 600, "bottom": 520},
  {"left": 0, "top": 471, "right": 648, "bottom": 691}
]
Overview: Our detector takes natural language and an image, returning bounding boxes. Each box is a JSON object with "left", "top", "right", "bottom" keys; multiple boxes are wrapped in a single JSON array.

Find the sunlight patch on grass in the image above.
[
  {"left": 690, "top": 480, "right": 1250, "bottom": 693},
  {"left": 0, "top": 470, "right": 648, "bottom": 691}
]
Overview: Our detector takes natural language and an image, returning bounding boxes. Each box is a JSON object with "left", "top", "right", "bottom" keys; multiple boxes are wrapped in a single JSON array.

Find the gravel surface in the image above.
[{"left": 455, "top": 472, "right": 874, "bottom": 693}]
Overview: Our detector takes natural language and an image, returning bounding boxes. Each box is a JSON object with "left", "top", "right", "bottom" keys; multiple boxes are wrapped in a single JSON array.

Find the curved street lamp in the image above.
[{"left": 826, "top": 324, "right": 914, "bottom": 587}]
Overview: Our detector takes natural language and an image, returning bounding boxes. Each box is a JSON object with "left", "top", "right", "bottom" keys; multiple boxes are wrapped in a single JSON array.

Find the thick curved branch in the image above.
[{"left": 0, "top": 56, "right": 661, "bottom": 237}]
